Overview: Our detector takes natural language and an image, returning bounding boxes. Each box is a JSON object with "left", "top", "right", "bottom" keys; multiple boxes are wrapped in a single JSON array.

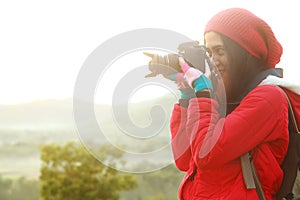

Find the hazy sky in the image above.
[{"left": 1, "top": 0, "right": 299, "bottom": 105}]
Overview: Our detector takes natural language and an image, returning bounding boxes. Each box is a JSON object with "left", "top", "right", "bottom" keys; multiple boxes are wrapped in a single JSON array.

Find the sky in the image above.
[{"left": 1, "top": 0, "right": 299, "bottom": 105}]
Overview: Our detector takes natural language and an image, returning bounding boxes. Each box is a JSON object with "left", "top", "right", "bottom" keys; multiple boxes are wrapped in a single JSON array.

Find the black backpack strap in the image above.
[{"left": 279, "top": 87, "right": 300, "bottom": 134}]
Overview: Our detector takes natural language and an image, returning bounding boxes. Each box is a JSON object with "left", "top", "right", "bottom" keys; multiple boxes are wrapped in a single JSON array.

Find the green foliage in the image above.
[
  {"left": 40, "top": 142, "right": 137, "bottom": 200},
  {"left": 0, "top": 176, "right": 39, "bottom": 200}
]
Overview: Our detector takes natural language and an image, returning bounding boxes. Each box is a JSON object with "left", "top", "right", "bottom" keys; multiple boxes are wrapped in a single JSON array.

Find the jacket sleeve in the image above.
[
  {"left": 186, "top": 85, "right": 289, "bottom": 169},
  {"left": 170, "top": 103, "right": 192, "bottom": 171}
]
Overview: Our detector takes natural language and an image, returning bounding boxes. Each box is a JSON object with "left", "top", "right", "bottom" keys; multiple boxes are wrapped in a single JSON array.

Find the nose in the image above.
[{"left": 210, "top": 54, "right": 220, "bottom": 66}]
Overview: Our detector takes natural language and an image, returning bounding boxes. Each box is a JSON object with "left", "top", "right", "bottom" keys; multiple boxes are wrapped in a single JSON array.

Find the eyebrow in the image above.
[
  {"left": 211, "top": 45, "right": 224, "bottom": 51},
  {"left": 205, "top": 44, "right": 224, "bottom": 52}
]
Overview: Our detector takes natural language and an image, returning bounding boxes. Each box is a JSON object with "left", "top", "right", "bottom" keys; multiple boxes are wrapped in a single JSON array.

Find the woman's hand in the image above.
[
  {"left": 168, "top": 73, "right": 195, "bottom": 100},
  {"left": 179, "top": 57, "right": 213, "bottom": 92}
]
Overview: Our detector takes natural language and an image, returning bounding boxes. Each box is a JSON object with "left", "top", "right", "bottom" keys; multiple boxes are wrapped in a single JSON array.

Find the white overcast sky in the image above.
[{"left": 0, "top": 0, "right": 299, "bottom": 104}]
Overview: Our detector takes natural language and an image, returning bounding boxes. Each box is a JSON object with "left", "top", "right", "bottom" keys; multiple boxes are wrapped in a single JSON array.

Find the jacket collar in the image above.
[{"left": 260, "top": 75, "right": 300, "bottom": 95}]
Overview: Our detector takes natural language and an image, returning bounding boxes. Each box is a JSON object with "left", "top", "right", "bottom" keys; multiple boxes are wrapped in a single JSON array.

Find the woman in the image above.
[{"left": 169, "top": 8, "right": 300, "bottom": 200}]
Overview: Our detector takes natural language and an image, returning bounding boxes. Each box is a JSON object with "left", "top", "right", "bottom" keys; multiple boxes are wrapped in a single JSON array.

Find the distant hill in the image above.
[
  {"left": 0, "top": 94, "right": 178, "bottom": 178},
  {"left": 0, "top": 99, "right": 76, "bottom": 130},
  {"left": 0, "top": 94, "right": 177, "bottom": 131}
]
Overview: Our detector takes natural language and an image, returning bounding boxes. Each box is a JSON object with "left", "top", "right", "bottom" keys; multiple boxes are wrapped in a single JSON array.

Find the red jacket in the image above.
[{"left": 170, "top": 84, "right": 300, "bottom": 200}]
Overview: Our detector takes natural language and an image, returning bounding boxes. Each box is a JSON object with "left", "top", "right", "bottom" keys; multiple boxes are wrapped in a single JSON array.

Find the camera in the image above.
[{"left": 144, "top": 41, "right": 207, "bottom": 78}]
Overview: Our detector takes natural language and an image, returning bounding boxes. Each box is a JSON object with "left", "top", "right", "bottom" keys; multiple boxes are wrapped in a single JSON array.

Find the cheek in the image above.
[
  {"left": 214, "top": 71, "right": 230, "bottom": 102},
  {"left": 220, "top": 57, "right": 232, "bottom": 93},
  {"left": 220, "top": 56, "right": 229, "bottom": 70},
  {"left": 220, "top": 72, "right": 232, "bottom": 97}
]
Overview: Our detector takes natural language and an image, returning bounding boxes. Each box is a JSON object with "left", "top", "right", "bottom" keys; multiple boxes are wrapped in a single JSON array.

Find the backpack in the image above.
[
  {"left": 276, "top": 88, "right": 300, "bottom": 200},
  {"left": 237, "top": 68, "right": 300, "bottom": 200}
]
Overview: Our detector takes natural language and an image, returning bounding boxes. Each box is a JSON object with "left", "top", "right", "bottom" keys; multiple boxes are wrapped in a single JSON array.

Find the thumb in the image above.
[
  {"left": 178, "top": 57, "right": 186, "bottom": 67},
  {"left": 179, "top": 57, "right": 191, "bottom": 73}
]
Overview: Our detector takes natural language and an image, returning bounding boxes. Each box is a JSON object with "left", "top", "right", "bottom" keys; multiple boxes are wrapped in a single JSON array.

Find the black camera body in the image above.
[
  {"left": 177, "top": 41, "right": 206, "bottom": 73},
  {"left": 145, "top": 41, "right": 207, "bottom": 78}
]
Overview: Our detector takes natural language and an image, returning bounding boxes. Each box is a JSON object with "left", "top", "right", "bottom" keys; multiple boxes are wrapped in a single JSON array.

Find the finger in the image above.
[
  {"left": 178, "top": 57, "right": 186, "bottom": 67},
  {"left": 145, "top": 72, "right": 156, "bottom": 78},
  {"left": 143, "top": 52, "right": 154, "bottom": 58},
  {"left": 176, "top": 73, "right": 185, "bottom": 81}
]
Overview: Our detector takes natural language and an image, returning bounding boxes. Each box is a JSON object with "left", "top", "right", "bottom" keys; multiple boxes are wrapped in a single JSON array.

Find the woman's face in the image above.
[{"left": 204, "top": 31, "right": 231, "bottom": 100}]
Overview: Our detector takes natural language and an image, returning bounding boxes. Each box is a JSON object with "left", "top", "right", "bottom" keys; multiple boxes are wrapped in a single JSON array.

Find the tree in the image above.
[{"left": 40, "top": 142, "right": 137, "bottom": 200}]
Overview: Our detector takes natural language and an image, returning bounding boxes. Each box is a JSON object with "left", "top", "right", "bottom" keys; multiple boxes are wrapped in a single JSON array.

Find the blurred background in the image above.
[{"left": 0, "top": 0, "right": 299, "bottom": 199}]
